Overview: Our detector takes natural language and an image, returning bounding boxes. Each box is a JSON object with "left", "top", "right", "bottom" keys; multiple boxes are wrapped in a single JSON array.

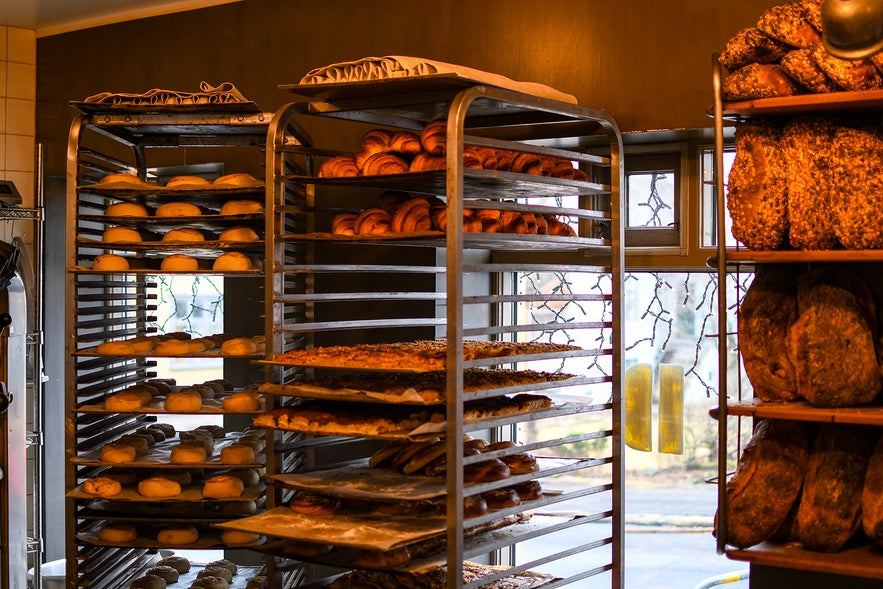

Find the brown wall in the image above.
[{"left": 37, "top": 0, "right": 780, "bottom": 174}]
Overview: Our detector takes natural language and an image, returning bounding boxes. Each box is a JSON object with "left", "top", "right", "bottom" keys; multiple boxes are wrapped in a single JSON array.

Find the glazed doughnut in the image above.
[
  {"left": 98, "top": 523, "right": 137, "bottom": 543},
  {"left": 464, "top": 458, "right": 510, "bottom": 482},
  {"left": 220, "top": 337, "right": 258, "bottom": 355},
  {"left": 102, "top": 226, "right": 142, "bottom": 243},
  {"left": 222, "top": 529, "right": 261, "bottom": 545},
  {"left": 212, "top": 251, "right": 253, "bottom": 271},
  {"left": 166, "top": 175, "right": 210, "bottom": 187},
  {"left": 409, "top": 152, "right": 446, "bottom": 172},
  {"left": 331, "top": 212, "right": 357, "bottom": 236},
  {"left": 129, "top": 575, "right": 165, "bottom": 589},
  {"left": 203, "top": 474, "right": 245, "bottom": 499},
  {"left": 219, "top": 226, "right": 259, "bottom": 242},
  {"left": 156, "top": 525, "right": 199, "bottom": 545},
  {"left": 220, "top": 390, "right": 261, "bottom": 411},
  {"left": 318, "top": 155, "right": 360, "bottom": 178},
  {"left": 388, "top": 130, "right": 422, "bottom": 157},
  {"left": 99, "top": 172, "right": 145, "bottom": 186},
  {"left": 105, "top": 202, "right": 149, "bottom": 217},
  {"left": 100, "top": 443, "right": 137, "bottom": 464},
  {"left": 160, "top": 254, "right": 200, "bottom": 272},
  {"left": 361, "top": 152, "right": 409, "bottom": 176},
  {"left": 420, "top": 120, "right": 447, "bottom": 156},
  {"left": 170, "top": 442, "right": 208, "bottom": 464},
  {"left": 353, "top": 208, "right": 392, "bottom": 235},
  {"left": 93, "top": 254, "right": 131, "bottom": 271},
  {"left": 220, "top": 199, "right": 264, "bottom": 215},
  {"left": 162, "top": 228, "right": 205, "bottom": 242},
  {"left": 355, "top": 128, "right": 394, "bottom": 171},
  {"left": 482, "top": 488, "right": 522, "bottom": 510},
  {"left": 220, "top": 442, "right": 257, "bottom": 464},
  {"left": 83, "top": 476, "right": 122, "bottom": 497},
  {"left": 138, "top": 476, "right": 182, "bottom": 498},
  {"left": 145, "top": 565, "right": 179, "bottom": 583},
  {"left": 213, "top": 172, "right": 261, "bottom": 186},
  {"left": 391, "top": 197, "right": 432, "bottom": 233},
  {"left": 155, "top": 202, "right": 202, "bottom": 217},
  {"left": 156, "top": 555, "right": 191, "bottom": 573},
  {"left": 165, "top": 390, "right": 203, "bottom": 412},
  {"left": 289, "top": 494, "right": 340, "bottom": 516}
]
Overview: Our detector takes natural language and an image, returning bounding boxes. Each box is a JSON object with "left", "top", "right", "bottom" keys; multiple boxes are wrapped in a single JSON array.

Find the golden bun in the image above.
[
  {"left": 99, "top": 172, "right": 145, "bottom": 186},
  {"left": 96, "top": 340, "right": 134, "bottom": 355},
  {"left": 220, "top": 337, "right": 258, "bottom": 356},
  {"left": 99, "top": 443, "right": 137, "bottom": 464},
  {"left": 137, "top": 476, "right": 182, "bottom": 498},
  {"left": 105, "top": 202, "right": 149, "bottom": 217},
  {"left": 156, "top": 525, "right": 199, "bottom": 545},
  {"left": 222, "top": 529, "right": 261, "bottom": 545},
  {"left": 104, "top": 391, "right": 148, "bottom": 411},
  {"left": 166, "top": 175, "right": 210, "bottom": 187},
  {"left": 212, "top": 251, "right": 252, "bottom": 271},
  {"left": 170, "top": 442, "right": 208, "bottom": 464},
  {"left": 98, "top": 523, "right": 137, "bottom": 543},
  {"left": 220, "top": 200, "right": 264, "bottom": 215},
  {"left": 155, "top": 202, "right": 202, "bottom": 217},
  {"left": 102, "top": 226, "right": 142, "bottom": 243},
  {"left": 165, "top": 390, "right": 203, "bottom": 412},
  {"left": 162, "top": 228, "right": 205, "bottom": 242},
  {"left": 219, "top": 226, "right": 259, "bottom": 242},
  {"left": 221, "top": 391, "right": 261, "bottom": 412},
  {"left": 154, "top": 338, "right": 193, "bottom": 355},
  {"left": 83, "top": 476, "right": 122, "bottom": 497},
  {"left": 161, "top": 254, "right": 200, "bottom": 272},
  {"left": 213, "top": 173, "right": 261, "bottom": 186},
  {"left": 220, "top": 442, "right": 257, "bottom": 465},
  {"left": 93, "top": 254, "right": 130, "bottom": 271},
  {"left": 202, "top": 474, "right": 245, "bottom": 499}
]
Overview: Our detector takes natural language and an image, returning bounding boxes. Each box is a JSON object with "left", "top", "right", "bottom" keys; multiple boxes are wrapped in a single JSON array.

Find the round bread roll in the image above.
[
  {"left": 220, "top": 337, "right": 258, "bottom": 356},
  {"left": 102, "top": 226, "right": 142, "bottom": 243},
  {"left": 220, "top": 443, "right": 257, "bottom": 465},
  {"left": 100, "top": 443, "right": 137, "bottom": 464},
  {"left": 104, "top": 391, "right": 147, "bottom": 411},
  {"left": 99, "top": 172, "right": 145, "bottom": 186},
  {"left": 221, "top": 391, "right": 261, "bottom": 412},
  {"left": 149, "top": 423, "right": 176, "bottom": 438},
  {"left": 138, "top": 476, "right": 182, "bottom": 498},
  {"left": 212, "top": 251, "right": 253, "bottom": 271},
  {"left": 160, "top": 254, "right": 200, "bottom": 272},
  {"left": 203, "top": 474, "right": 245, "bottom": 499},
  {"left": 214, "top": 172, "right": 261, "bottom": 186},
  {"left": 220, "top": 199, "right": 263, "bottom": 215},
  {"left": 156, "top": 525, "right": 199, "bottom": 545},
  {"left": 166, "top": 175, "right": 210, "bottom": 187},
  {"left": 105, "top": 202, "right": 149, "bottom": 217},
  {"left": 182, "top": 385, "right": 213, "bottom": 402},
  {"left": 161, "top": 228, "right": 205, "bottom": 242},
  {"left": 199, "top": 567, "right": 234, "bottom": 582},
  {"left": 155, "top": 202, "right": 202, "bottom": 217},
  {"left": 93, "top": 254, "right": 131, "bottom": 271},
  {"left": 206, "top": 559, "right": 237, "bottom": 575},
  {"left": 156, "top": 555, "right": 191, "bottom": 573},
  {"left": 170, "top": 442, "right": 207, "bottom": 464},
  {"left": 145, "top": 379, "right": 174, "bottom": 396},
  {"left": 218, "top": 226, "right": 259, "bottom": 242},
  {"left": 221, "top": 529, "right": 261, "bottom": 546},
  {"left": 245, "top": 576, "right": 267, "bottom": 589},
  {"left": 83, "top": 476, "right": 122, "bottom": 497},
  {"left": 96, "top": 340, "right": 135, "bottom": 355},
  {"left": 196, "top": 423, "right": 225, "bottom": 438},
  {"left": 165, "top": 390, "right": 203, "bottom": 412},
  {"left": 136, "top": 427, "right": 164, "bottom": 443},
  {"left": 226, "top": 468, "right": 260, "bottom": 486},
  {"left": 118, "top": 435, "right": 150, "bottom": 456},
  {"left": 129, "top": 575, "right": 165, "bottom": 589},
  {"left": 145, "top": 565, "right": 179, "bottom": 583},
  {"left": 98, "top": 523, "right": 138, "bottom": 543},
  {"left": 191, "top": 576, "right": 230, "bottom": 589}
]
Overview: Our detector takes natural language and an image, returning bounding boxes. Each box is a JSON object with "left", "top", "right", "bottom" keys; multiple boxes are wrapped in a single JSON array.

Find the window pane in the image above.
[
  {"left": 701, "top": 147, "right": 737, "bottom": 247},
  {"left": 627, "top": 171, "right": 675, "bottom": 228}
]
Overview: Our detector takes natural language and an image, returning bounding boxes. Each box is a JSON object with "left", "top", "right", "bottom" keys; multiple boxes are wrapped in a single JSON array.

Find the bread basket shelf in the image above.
[{"left": 726, "top": 542, "right": 883, "bottom": 581}]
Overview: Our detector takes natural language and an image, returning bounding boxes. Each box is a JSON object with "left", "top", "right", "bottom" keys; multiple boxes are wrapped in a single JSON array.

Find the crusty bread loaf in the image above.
[
  {"left": 719, "top": 27, "right": 790, "bottom": 72},
  {"left": 798, "top": 423, "right": 876, "bottom": 552},
  {"left": 811, "top": 44, "right": 883, "bottom": 91},
  {"left": 862, "top": 434, "right": 883, "bottom": 546},
  {"left": 756, "top": 3, "right": 821, "bottom": 48},
  {"left": 717, "top": 419, "right": 810, "bottom": 549},
  {"left": 721, "top": 63, "right": 804, "bottom": 101},
  {"left": 832, "top": 126, "right": 883, "bottom": 249},
  {"left": 780, "top": 48, "right": 838, "bottom": 94}
]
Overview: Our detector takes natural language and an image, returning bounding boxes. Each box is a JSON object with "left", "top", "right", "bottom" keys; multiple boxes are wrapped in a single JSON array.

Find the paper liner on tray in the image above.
[
  {"left": 70, "top": 433, "right": 264, "bottom": 468},
  {"left": 68, "top": 483, "right": 264, "bottom": 503}
]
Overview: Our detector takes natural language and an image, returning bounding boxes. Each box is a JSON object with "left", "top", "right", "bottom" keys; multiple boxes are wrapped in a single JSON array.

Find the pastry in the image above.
[
  {"left": 388, "top": 130, "right": 422, "bottom": 157},
  {"left": 462, "top": 146, "right": 484, "bottom": 169},
  {"left": 212, "top": 251, "right": 253, "bottom": 271},
  {"left": 719, "top": 27, "right": 790, "bottom": 72},
  {"left": 220, "top": 199, "right": 264, "bottom": 215},
  {"left": 166, "top": 175, "right": 210, "bottom": 187},
  {"left": 353, "top": 208, "right": 392, "bottom": 235},
  {"left": 170, "top": 442, "right": 207, "bottom": 464},
  {"left": 156, "top": 556, "right": 190, "bottom": 573},
  {"left": 318, "top": 155, "right": 360, "bottom": 178},
  {"left": 191, "top": 576, "right": 230, "bottom": 589},
  {"left": 463, "top": 458, "right": 510, "bottom": 482},
  {"left": 145, "top": 566, "right": 179, "bottom": 583},
  {"left": 220, "top": 337, "right": 259, "bottom": 355},
  {"left": 780, "top": 47, "right": 838, "bottom": 94},
  {"left": 213, "top": 172, "right": 260, "bottom": 186},
  {"left": 832, "top": 126, "right": 883, "bottom": 249},
  {"left": 289, "top": 494, "right": 341, "bottom": 516},
  {"left": 409, "top": 152, "right": 446, "bottom": 172},
  {"left": 512, "top": 479, "right": 544, "bottom": 501},
  {"left": 165, "top": 390, "right": 203, "bottom": 412},
  {"left": 355, "top": 128, "right": 394, "bottom": 170},
  {"left": 756, "top": 2, "right": 821, "bottom": 48},
  {"left": 137, "top": 476, "right": 182, "bottom": 498},
  {"left": 104, "top": 390, "right": 149, "bottom": 411},
  {"left": 156, "top": 525, "right": 199, "bottom": 545},
  {"left": 378, "top": 190, "right": 411, "bottom": 215},
  {"left": 155, "top": 202, "right": 202, "bottom": 217},
  {"left": 721, "top": 63, "right": 804, "bottom": 101},
  {"left": 361, "top": 152, "right": 409, "bottom": 176},
  {"left": 219, "top": 226, "right": 259, "bottom": 242},
  {"left": 83, "top": 476, "right": 122, "bottom": 497},
  {"left": 331, "top": 212, "right": 358, "bottom": 235},
  {"left": 420, "top": 120, "right": 447, "bottom": 155},
  {"left": 202, "top": 474, "right": 245, "bottom": 499},
  {"left": 222, "top": 530, "right": 261, "bottom": 545},
  {"left": 511, "top": 152, "right": 543, "bottom": 175},
  {"left": 98, "top": 523, "right": 137, "bottom": 543},
  {"left": 129, "top": 575, "right": 165, "bottom": 589},
  {"left": 161, "top": 254, "right": 200, "bottom": 272},
  {"left": 391, "top": 197, "right": 432, "bottom": 233},
  {"left": 482, "top": 488, "right": 521, "bottom": 510},
  {"left": 99, "top": 443, "right": 137, "bottom": 464},
  {"left": 495, "top": 149, "right": 515, "bottom": 171},
  {"left": 220, "top": 442, "right": 257, "bottom": 464},
  {"left": 92, "top": 254, "right": 130, "bottom": 271},
  {"left": 221, "top": 391, "right": 261, "bottom": 411},
  {"left": 472, "top": 146, "right": 498, "bottom": 169},
  {"left": 102, "top": 226, "right": 142, "bottom": 243},
  {"left": 162, "top": 228, "right": 205, "bottom": 242},
  {"left": 811, "top": 44, "right": 883, "bottom": 91},
  {"left": 105, "top": 202, "right": 149, "bottom": 217},
  {"left": 205, "top": 559, "right": 237, "bottom": 575}
]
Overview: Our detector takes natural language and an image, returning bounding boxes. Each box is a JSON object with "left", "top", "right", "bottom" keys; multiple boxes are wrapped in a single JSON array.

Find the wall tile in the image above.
[
  {"left": 0, "top": 27, "right": 7, "bottom": 62},
  {"left": 0, "top": 62, "right": 7, "bottom": 97},
  {"left": 0, "top": 98, "right": 7, "bottom": 134},
  {"left": 6, "top": 62, "right": 35, "bottom": 100},
  {"left": 6, "top": 99, "right": 34, "bottom": 136},
  {"left": 7, "top": 28, "right": 35, "bottom": 65},
  {"left": 0, "top": 132, "right": 6, "bottom": 169},
  {"left": 6, "top": 134, "right": 34, "bottom": 172}
]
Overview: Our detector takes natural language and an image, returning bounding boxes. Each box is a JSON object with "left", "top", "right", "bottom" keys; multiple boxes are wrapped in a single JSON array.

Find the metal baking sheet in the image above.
[
  {"left": 78, "top": 183, "right": 264, "bottom": 196},
  {"left": 279, "top": 231, "right": 604, "bottom": 251},
  {"left": 70, "top": 433, "right": 265, "bottom": 468},
  {"left": 76, "top": 393, "right": 266, "bottom": 414},
  {"left": 215, "top": 507, "right": 445, "bottom": 551},
  {"left": 68, "top": 483, "right": 263, "bottom": 503},
  {"left": 70, "top": 101, "right": 264, "bottom": 115},
  {"left": 79, "top": 213, "right": 264, "bottom": 232}
]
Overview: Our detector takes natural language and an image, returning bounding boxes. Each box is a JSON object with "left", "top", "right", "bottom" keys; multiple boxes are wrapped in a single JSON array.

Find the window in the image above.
[{"left": 625, "top": 152, "right": 681, "bottom": 247}]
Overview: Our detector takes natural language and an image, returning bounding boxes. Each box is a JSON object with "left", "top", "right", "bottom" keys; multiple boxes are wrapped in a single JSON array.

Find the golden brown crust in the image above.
[
  {"left": 757, "top": 2, "right": 821, "bottom": 48},
  {"left": 388, "top": 130, "right": 422, "bottom": 157},
  {"left": 511, "top": 152, "right": 543, "bottom": 175},
  {"left": 722, "top": 63, "right": 804, "bottom": 101},
  {"left": 420, "top": 120, "right": 447, "bottom": 156},
  {"left": 719, "top": 27, "right": 790, "bottom": 72},
  {"left": 780, "top": 48, "right": 837, "bottom": 94},
  {"left": 353, "top": 207, "right": 392, "bottom": 235},
  {"left": 811, "top": 44, "right": 883, "bottom": 91},
  {"left": 862, "top": 435, "right": 883, "bottom": 546},
  {"left": 331, "top": 213, "right": 357, "bottom": 236},
  {"left": 462, "top": 146, "right": 484, "bottom": 169},
  {"left": 832, "top": 126, "right": 883, "bottom": 248},
  {"left": 361, "top": 152, "right": 409, "bottom": 176},
  {"left": 356, "top": 129, "right": 394, "bottom": 171},
  {"left": 719, "top": 419, "right": 810, "bottom": 549},
  {"left": 318, "top": 155, "right": 360, "bottom": 178},
  {"left": 391, "top": 197, "right": 432, "bottom": 233},
  {"left": 409, "top": 152, "right": 446, "bottom": 172}
]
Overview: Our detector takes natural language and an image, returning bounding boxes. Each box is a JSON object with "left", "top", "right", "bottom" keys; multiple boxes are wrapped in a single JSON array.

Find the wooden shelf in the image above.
[
  {"left": 722, "top": 89, "right": 883, "bottom": 119},
  {"left": 724, "top": 399, "right": 883, "bottom": 426},
  {"left": 727, "top": 542, "right": 883, "bottom": 581}
]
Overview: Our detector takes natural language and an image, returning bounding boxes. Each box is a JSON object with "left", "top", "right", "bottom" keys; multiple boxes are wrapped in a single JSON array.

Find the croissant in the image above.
[
  {"left": 472, "top": 146, "right": 498, "bottom": 170},
  {"left": 553, "top": 159, "right": 577, "bottom": 179},
  {"left": 463, "top": 147, "right": 484, "bottom": 169},
  {"left": 539, "top": 155, "right": 556, "bottom": 176},
  {"left": 317, "top": 155, "right": 360, "bottom": 178},
  {"left": 495, "top": 149, "right": 515, "bottom": 171},
  {"left": 546, "top": 217, "right": 577, "bottom": 237},
  {"left": 392, "top": 198, "right": 432, "bottom": 233},
  {"left": 463, "top": 210, "right": 483, "bottom": 233},
  {"left": 355, "top": 129, "right": 394, "bottom": 170},
  {"left": 431, "top": 206, "right": 447, "bottom": 232},
  {"left": 521, "top": 212, "right": 540, "bottom": 234},
  {"left": 378, "top": 191, "right": 411, "bottom": 215},
  {"left": 361, "top": 152, "right": 409, "bottom": 176},
  {"left": 331, "top": 213, "right": 357, "bottom": 236},
  {"left": 534, "top": 214, "right": 548, "bottom": 235},
  {"left": 389, "top": 131, "right": 422, "bottom": 157},
  {"left": 500, "top": 210, "right": 529, "bottom": 234},
  {"left": 410, "top": 152, "right": 446, "bottom": 172},
  {"left": 421, "top": 120, "right": 447, "bottom": 156},
  {"left": 511, "top": 152, "right": 543, "bottom": 175},
  {"left": 354, "top": 208, "right": 393, "bottom": 235}
]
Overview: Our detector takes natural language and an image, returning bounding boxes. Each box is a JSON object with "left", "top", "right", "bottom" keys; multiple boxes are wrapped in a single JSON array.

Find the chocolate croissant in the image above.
[{"left": 317, "top": 155, "right": 359, "bottom": 178}]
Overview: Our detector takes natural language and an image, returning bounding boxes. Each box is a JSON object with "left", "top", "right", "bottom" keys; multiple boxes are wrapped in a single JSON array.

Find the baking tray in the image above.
[{"left": 76, "top": 393, "right": 265, "bottom": 414}]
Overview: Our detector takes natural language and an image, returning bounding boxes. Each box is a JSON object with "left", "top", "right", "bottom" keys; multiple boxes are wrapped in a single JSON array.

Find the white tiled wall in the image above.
[{"left": 0, "top": 26, "right": 35, "bottom": 209}]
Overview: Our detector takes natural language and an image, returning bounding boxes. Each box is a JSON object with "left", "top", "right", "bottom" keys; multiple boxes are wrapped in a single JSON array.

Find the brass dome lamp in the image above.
[{"left": 822, "top": 0, "right": 883, "bottom": 58}]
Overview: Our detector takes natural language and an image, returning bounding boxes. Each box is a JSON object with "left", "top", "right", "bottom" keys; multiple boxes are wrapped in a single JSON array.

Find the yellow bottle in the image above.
[
  {"left": 625, "top": 363, "right": 653, "bottom": 452},
  {"left": 658, "top": 363, "right": 684, "bottom": 455}
]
